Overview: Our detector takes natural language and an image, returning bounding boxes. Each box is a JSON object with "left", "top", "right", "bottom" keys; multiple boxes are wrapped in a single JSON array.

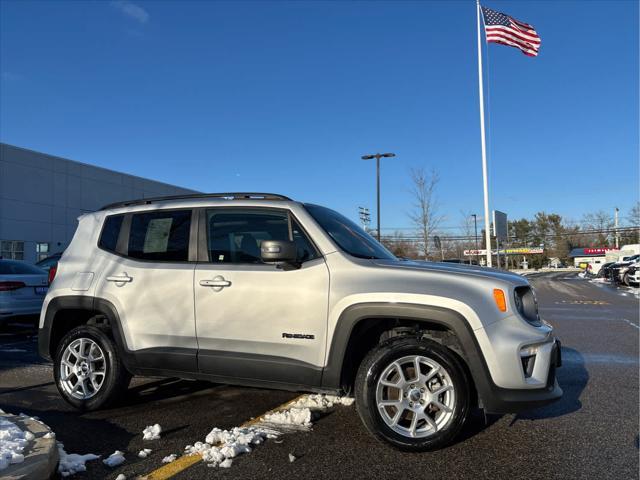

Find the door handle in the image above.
[
  {"left": 199, "top": 275, "right": 231, "bottom": 291},
  {"left": 199, "top": 279, "right": 231, "bottom": 288},
  {"left": 106, "top": 274, "right": 133, "bottom": 283}
]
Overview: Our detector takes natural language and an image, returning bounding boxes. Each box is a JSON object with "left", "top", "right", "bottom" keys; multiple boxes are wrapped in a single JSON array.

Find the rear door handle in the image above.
[
  {"left": 106, "top": 274, "right": 133, "bottom": 283},
  {"left": 199, "top": 276, "right": 231, "bottom": 291}
]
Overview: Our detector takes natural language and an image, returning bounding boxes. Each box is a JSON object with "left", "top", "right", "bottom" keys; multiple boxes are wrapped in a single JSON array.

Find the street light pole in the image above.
[
  {"left": 472, "top": 214, "right": 479, "bottom": 265},
  {"left": 362, "top": 152, "right": 396, "bottom": 241},
  {"left": 614, "top": 207, "right": 619, "bottom": 249}
]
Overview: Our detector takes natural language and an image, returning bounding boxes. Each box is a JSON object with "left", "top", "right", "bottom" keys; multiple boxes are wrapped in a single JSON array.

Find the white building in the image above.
[{"left": 0, "top": 143, "right": 198, "bottom": 263}]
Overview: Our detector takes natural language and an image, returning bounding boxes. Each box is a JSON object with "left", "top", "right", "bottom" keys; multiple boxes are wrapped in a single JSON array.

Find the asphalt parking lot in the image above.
[{"left": 1, "top": 272, "right": 638, "bottom": 479}]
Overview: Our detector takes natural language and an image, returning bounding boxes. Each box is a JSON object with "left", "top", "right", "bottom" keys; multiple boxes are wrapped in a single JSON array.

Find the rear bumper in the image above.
[{"left": 481, "top": 339, "right": 563, "bottom": 414}]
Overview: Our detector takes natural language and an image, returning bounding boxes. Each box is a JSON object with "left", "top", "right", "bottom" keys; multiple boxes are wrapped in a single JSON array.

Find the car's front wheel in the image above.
[
  {"left": 54, "top": 324, "right": 130, "bottom": 410},
  {"left": 355, "top": 336, "right": 471, "bottom": 451}
]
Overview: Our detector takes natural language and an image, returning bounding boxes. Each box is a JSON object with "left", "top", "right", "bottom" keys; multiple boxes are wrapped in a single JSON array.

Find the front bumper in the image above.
[{"left": 481, "top": 339, "right": 563, "bottom": 413}]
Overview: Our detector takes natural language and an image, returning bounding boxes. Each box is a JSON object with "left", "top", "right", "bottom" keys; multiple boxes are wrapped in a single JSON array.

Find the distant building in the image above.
[
  {"left": 0, "top": 143, "right": 199, "bottom": 263},
  {"left": 568, "top": 247, "right": 618, "bottom": 273}
]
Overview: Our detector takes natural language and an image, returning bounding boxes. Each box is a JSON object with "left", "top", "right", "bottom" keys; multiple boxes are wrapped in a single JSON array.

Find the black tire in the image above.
[
  {"left": 622, "top": 273, "right": 630, "bottom": 286},
  {"left": 355, "top": 336, "right": 471, "bottom": 451},
  {"left": 53, "top": 324, "right": 131, "bottom": 410}
]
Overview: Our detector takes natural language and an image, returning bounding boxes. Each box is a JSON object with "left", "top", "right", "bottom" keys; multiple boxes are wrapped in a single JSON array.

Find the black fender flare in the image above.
[
  {"left": 38, "top": 295, "right": 130, "bottom": 364},
  {"left": 319, "top": 302, "right": 561, "bottom": 413}
]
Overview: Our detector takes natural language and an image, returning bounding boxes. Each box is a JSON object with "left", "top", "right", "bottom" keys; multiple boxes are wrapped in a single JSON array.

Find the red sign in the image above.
[{"left": 584, "top": 248, "right": 618, "bottom": 255}]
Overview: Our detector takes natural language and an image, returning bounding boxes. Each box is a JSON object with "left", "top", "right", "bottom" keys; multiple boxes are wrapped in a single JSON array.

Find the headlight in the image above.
[{"left": 514, "top": 286, "right": 542, "bottom": 326}]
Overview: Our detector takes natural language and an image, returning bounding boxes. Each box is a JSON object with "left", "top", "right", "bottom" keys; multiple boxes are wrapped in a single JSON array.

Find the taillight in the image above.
[
  {"left": 48, "top": 264, "right": 58, "bottom": 285},
  {"left": 0, "top": 281, "right": 26, "bottom": 292}
]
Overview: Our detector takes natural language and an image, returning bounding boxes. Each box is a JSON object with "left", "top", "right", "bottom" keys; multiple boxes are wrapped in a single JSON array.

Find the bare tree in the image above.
[
  {"left": 628, "top": 202, "right": 640, "bottom": 226},
  {"left": 408, "top": 168, "right": 443, "bottom": 259},
  {"left": 581, "top": 210, "right": 614, "bottom": 246}
]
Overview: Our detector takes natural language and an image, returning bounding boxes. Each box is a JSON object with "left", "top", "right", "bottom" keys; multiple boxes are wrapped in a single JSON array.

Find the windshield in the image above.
[{"left": 304, "top": 204, "right": 396, "bottom": 260}]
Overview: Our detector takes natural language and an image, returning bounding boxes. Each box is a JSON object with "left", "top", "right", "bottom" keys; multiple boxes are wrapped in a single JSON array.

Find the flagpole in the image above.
[{"left": 476, "top": 0, "right": 492, "bottom": 267}]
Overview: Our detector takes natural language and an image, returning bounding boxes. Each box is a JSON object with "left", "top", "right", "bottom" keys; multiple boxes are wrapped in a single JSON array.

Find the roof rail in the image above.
[{"left": 100, "top": 192, "right": 292, "bottom": 210}]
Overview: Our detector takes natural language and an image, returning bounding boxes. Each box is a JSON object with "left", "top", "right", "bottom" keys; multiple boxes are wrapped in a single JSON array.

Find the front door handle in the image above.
[
  {"left": 199, "top": 275, "right": 232, "bottom": 291},
  {"left": 106, "top": 273, "right": 133, "bottom": 283}
]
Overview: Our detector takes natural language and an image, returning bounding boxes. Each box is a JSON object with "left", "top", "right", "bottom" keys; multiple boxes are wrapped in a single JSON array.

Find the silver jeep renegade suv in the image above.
[{"left": 39, "top": 193, "right": 562, "bottom": 451}]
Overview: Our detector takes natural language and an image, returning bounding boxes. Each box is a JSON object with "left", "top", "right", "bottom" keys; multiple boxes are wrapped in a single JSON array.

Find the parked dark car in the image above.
[
  {"left": 610, "top": 254, "right": 640, "bottom": 284},
  {"left": 597, "top": 262, "right": 616, "bottom": 280}
]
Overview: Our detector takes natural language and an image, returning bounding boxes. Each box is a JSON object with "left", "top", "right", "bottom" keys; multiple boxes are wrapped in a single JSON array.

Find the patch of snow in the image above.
[
  {"left": 116, "top": 475, "right": 126, "bottom": 480},
  {"left": 142, "top": 424, "right": 162, "bottom": 441},
  {"left": 184, "top": 426, "right": 267, "bottom": 467},
  {"left": 138, "top": 448, "right": 152, "bottom": 458},
  {"left": 180, "top": 394, "right": 353, "bottom": 470},
  {"left": 0, "top": 418, "right": 29, "bottom": 470},
  {"left": 57, "top": 443, "right": 100, "bottom": 477},
  {"left": 577, "top": 272, "right": 586, "bottom": 278},
  {"left": 590, "top": 278, "right": 609, "bottom": 284},
  {"left": 291, "top": 393, "right": 354, "bottom": 408},
  {"left": 103, "top": 450, "right": 125, "bottom": 468},
  {"left": 162, "top": 454, "right": 178, "bottom": 463},
  {"left": 262, "top": 408, "right": 312, "bottom": 428},
  {"left": 288, "top": 453, "right": 297, "bottom": 463}
]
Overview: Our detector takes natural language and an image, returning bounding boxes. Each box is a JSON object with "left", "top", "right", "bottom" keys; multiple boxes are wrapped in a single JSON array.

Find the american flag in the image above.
[{"left": 481, "top": 6, "right": 541, "bottom": 57}]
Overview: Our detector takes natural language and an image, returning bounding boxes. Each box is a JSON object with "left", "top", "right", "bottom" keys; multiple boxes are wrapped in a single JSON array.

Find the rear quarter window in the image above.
[{"left": 98, "top": 214, "right": 125, "bottom": 253}]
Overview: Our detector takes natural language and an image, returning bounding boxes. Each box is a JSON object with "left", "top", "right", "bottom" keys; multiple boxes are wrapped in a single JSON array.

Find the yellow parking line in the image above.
[{"left": 137, "top": 394, "right": 307, "bottom": 480}]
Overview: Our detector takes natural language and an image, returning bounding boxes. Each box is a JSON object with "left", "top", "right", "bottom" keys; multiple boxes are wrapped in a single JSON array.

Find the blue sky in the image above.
[{"left": 1, "top": 0, "right": 638, "bottom": 232}]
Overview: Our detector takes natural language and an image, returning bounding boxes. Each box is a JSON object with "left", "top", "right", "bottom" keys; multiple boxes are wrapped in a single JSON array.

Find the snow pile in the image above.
[
  {"left": 142, "top": 424, "right": 162, "bottom": 441},
  {"left": 184, "top": 426, "right": 270, "bottom": 467},
  {"left": 590, "top": 278, "right": 609, "bottom": 284},
  {"left": 57, "top": 443, "right": 100, "bottom": 477},
  {"left": 116, "top": 475, "right": 126, "bottom": 480},
  {"left": 0, "top": 417, "right": 30, "bottom": 470},
  {"left": 259, "top": 394, "right": 354, "bottom": 432},
  {"left": 162, "top": 454, "right": 177, "bottom": 463},
  {"left": 578, "top": 272, "right": 586, "bottom": 278},
  {"left": 181, "top": 394, "right": 354, "bottom": 469},
  {"left": 291, "top": 394, "right": 355, "bottom": 409},
  {"left": 262, "top": 408, "right": 312, "bottom": 428},
  {"left": 138, "top": 448, "right": 152, "bottom": 458},
  {"left": 103, "top": 450, "right": 125, "bottom": 468}
]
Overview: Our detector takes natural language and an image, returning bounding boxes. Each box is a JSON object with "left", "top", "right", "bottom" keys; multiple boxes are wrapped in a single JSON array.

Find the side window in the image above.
[
  {"left": 98, "top": 214, "right": 124, "bottom": 253},
  {"left": 207, "top": 209, "right": 288, "bottom": 264},
  {"left": 206, "top": 209, "right": 319, "bottom": 264},
  {"left": 128, "top": 210, "right": 191, "bottom": 261},
  {"left": 291, "top": 218, "right": 319, "bottom": 263}
]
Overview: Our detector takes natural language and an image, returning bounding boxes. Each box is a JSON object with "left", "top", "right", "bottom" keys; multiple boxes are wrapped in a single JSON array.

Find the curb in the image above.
[{"left": 1, "top": 414, "right": 58, "bottom": 480}]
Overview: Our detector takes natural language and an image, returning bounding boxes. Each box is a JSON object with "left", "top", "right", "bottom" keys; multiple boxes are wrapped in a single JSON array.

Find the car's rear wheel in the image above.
[
  {"left": 355, "top": 336, "right": 471, "bottom": 451},
  {"left": 54, "top": 324, "right": 130, "bottom": 410}
]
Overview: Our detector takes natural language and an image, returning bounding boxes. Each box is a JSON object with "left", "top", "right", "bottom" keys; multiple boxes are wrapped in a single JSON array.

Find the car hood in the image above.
[{"left": 370, "top": 259, "right": 528, "bottom": 285}]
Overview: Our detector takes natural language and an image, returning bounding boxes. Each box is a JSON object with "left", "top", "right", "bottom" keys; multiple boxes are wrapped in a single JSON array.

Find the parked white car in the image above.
[{"left": 0, "top": 260, "right": 48, "bottom": 322}]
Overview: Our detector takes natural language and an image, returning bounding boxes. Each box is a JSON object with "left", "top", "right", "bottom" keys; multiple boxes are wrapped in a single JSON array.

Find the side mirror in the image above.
[{"left": 261, "top": 240, "right": 299, "bottom": 268}]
